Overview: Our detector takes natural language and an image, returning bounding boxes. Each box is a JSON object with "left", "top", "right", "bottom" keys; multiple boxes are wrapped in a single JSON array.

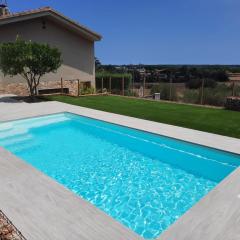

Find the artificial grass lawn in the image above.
[{"left": 45, "top": 95, "right": 240, "bottom": 139}]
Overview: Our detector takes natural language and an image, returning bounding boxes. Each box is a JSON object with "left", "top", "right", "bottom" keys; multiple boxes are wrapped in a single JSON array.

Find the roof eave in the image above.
[
  {"left": 0, "top": 9, "right": 102, "bottom": 42},
  {"left": 48, "top": 10, "right": 102, "bottom": 41}
]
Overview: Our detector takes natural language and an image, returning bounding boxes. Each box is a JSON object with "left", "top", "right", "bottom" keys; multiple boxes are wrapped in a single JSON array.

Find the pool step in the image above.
[
  {"left": 0, "top": 133, "right": 33, "bottom": 147},
  {"left": 0, "top": 115, "right": 70, "bottom": 139}
]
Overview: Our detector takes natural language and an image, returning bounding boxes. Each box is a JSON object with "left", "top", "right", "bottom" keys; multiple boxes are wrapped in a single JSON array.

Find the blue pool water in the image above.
[{"left": 0, "top": 113, "right": 239, "bottom": 239}]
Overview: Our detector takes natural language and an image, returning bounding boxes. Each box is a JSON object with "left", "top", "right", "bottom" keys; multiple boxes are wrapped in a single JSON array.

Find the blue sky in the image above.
[{"left": 7, "top": 0, "right": 240, "bottom": 65}]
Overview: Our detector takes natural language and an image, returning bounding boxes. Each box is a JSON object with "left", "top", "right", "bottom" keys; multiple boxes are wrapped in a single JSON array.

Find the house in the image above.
[
  {"left": 0, "top": 5, "right": 102, "bottom": 95},
  {"left": 227, "top": 72, "right": 240, "bottom": 96},
  {"left": 227, "top": 72, "right": 240, "bottom": 82}
]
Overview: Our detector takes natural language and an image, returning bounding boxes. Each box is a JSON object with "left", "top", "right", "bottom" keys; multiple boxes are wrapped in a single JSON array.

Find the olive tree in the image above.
[{"left": 0, "top": 38, "right": 62, "bottom": 97}]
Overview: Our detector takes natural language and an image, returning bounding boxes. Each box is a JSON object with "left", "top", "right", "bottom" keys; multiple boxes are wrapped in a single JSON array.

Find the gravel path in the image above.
[{"left": 0, "top": 211, "right": 26, "bottom": 240}]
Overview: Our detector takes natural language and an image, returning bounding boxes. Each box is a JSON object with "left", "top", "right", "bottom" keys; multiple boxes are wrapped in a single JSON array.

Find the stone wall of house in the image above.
[
  {"left": 0, "top": 82, "right": 29, "bottom": 96},
  {"left": 0, "top": 80, "right": 80, "bottom": 96}
]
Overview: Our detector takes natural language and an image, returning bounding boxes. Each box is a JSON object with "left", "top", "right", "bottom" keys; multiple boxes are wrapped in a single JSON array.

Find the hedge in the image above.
[
  {"left": 225, "top": 97, "right": 240, "bottom": 111},
  {"left": 96, "top": 72, "right": 132, "bottom": 91}
]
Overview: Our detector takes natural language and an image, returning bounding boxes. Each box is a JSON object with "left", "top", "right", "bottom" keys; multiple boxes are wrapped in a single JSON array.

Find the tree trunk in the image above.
[
  {"left": 22, "top": 73, "right": 41, "bottom": 98},
  {"left": 169, "top": 73, "right": 173, "bottom": 101},
  {"left": 24, "top": 76, "right": 34, "bottom": 97},
  {"left": 28, "top": 81, "right": 34, "bottom": 97},
  {"left": 28, "top": 77, "right": 37, "bottom": 98},
  {"left": 34, "top": 85, "right": 38, "bottom": 96},
  {"left": 29, "top": 87, "right": 34, "bottom": 97},
  {"left": 200, "top": 78, "right": 205, "bottom": 105}
]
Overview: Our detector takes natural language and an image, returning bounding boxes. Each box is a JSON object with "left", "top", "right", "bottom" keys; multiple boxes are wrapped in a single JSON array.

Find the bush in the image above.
[
  {"left": 186, "top": 78, "right": 217, "bottom": 89},
  {"left": 234, "top": 85, "right": 240, "bottom": 96},
  {"left": 151, "top": 84, "right": 177, "bottom": 101},
  {"left": 225, "top": 97, "right": 240, "bottom": 111},
  {"left": 185, "top": 78, "right": 201, "bottom": 89},
  {"left": 80, "top": 87, "right": 95, "bottom": 95},
  {"left": 124, "top": 90, "right": 138, "bottom": 97},
  {"left": 182, "top": 89, "right": 199, "bottom": 104},
  {"left": 96, "top": 72, "right": 132, "bottom": 91},
  {"left": 182, "top": 84, "right": 232, "bottom": 106},
  {"left": 203, "top": 85, "right": 230, "bottom": 106}
]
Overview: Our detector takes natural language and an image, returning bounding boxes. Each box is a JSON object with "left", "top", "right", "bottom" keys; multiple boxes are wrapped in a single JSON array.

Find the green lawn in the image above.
[{"left": 45, "top": 95, "right": 240, "bottom": 139}]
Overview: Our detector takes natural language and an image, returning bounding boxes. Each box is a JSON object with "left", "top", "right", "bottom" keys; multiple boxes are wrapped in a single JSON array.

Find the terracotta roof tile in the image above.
[
  {"left": 228, "top": 73, "right": 240, "bottom": 81},
  {"left": 0, "top": 7, "right": 52, "bottom": 19}
]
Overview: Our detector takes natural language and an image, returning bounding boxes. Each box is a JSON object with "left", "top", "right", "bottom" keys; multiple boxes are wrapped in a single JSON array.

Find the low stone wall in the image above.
[
  {"left": 0, "top": 80, "right": 80, "bottom": 96},
  {"left": 0, "top": 83, "right": 29, "bottom": 96},
  {"left": 62, "top": 80, "right": 79, "bottom": 96},
  {"left": 225, "top": 97, "right": 240, "bottom": 111}
]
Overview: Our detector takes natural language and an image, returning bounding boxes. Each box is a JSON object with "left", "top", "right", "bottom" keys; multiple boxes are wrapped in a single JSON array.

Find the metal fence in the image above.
[{"left": 96, "top": 78, "right": 240, "bottom": 107}]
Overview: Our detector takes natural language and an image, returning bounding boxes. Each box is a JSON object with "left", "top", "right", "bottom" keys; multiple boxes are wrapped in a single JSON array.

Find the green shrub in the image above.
[
  {"left": 96, "top": 72, "right": 132, "bottom": 91},
  {"left": 182, "top": 84, "right": 232, "bottom": 106},
  {"left": 225, "top": 97, "right": 240, "bottom": 111},
  {"left": 203, "top": 84, "right": 231, "bottom": 106},
  {"left": 124, "top": 90, "right": 138, "bottom": 97},
  {"left": 234, "top": 85, "right": 240, "bottom": 97},
  {"left": 182, "top": 89, "right": 199, "bottom": 104},
  {"left": 80, "top": 87, "right": 95, "bottom": 95},
  {"left": 186, "top": 78, "right": 217, "bottom": 89}
]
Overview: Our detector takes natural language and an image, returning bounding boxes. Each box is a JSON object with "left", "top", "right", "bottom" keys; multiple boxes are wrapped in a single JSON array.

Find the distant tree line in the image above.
[{"left": 95, "top": 60, "right": 240, "bottom": 83}]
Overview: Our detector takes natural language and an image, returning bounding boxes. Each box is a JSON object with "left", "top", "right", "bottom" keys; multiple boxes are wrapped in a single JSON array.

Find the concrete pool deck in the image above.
[{"left": 0, "top": 94, "right": 240, "bottom": 240}]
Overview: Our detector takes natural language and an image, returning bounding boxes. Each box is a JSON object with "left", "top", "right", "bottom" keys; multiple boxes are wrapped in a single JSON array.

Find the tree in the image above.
[
  {"left": 95, "top": 57, "right": 102, "bottom": 71},
  {"left": 0, "top": 38, "right": 62, "bottom": 97}
]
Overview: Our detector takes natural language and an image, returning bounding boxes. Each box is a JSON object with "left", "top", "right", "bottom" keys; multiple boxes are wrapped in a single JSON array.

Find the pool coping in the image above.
[{"left": 0, "top": 96, "right": 240, "bottom": 239}]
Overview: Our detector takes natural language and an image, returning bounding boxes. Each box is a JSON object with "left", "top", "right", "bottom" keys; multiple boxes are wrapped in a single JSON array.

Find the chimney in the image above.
[{"left": 0, "top": 1, "right": 9, "bottom": 17}]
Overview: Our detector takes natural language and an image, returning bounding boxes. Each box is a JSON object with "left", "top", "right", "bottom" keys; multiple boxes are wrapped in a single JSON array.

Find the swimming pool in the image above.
[{"left": 0, "top": 113, "right": 239, "bottom": 239}]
